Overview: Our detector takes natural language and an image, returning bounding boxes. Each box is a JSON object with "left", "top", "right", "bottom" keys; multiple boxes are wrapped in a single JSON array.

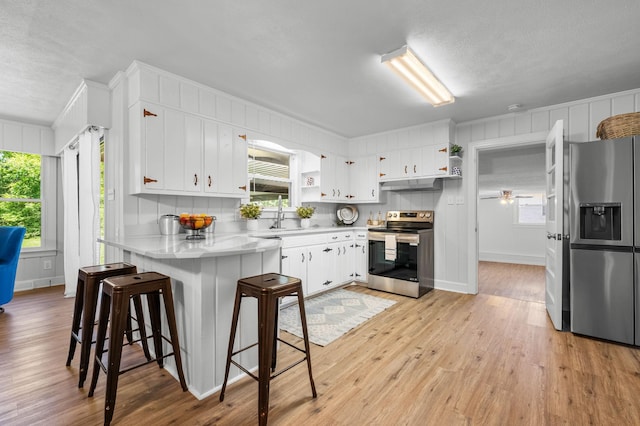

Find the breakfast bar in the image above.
[{"left": 99, "top": 233, "right": 281, "bottom": 400}]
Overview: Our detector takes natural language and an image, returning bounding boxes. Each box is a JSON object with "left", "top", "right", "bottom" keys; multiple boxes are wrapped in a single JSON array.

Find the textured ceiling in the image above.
[{"left": 1, "top": 1, "right": 640, "bottom": 138}]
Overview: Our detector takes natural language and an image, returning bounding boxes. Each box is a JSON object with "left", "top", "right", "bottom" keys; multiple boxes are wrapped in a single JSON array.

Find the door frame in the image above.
[{"left": 466, "top": 131, "right": 548, "bottom": 294}]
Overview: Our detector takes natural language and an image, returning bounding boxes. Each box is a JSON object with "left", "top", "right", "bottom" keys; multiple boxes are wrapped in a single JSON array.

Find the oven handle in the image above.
[{"left": 368, "top": 233, "right": 420, "bottom": 245}]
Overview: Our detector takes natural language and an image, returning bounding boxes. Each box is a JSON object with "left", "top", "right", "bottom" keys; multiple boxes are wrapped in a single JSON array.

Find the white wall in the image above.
[{"left": 478, "top": 199, "right": 545, "bottom": 265}]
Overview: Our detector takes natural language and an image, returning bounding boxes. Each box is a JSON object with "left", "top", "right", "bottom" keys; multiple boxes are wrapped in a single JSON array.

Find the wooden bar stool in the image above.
[
  {"left": 88, "top": 271, "right": 188, "bottom": 426},
  {"left": 219, "top": 273, "right": 317, "bottom": 426},
  {"left": 65, "top": 262, "right": 151, "bottom": 388}
]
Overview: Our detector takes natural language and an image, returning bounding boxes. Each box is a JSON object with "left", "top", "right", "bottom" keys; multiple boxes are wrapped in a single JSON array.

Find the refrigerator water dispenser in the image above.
[{"left": 579, "top": 202, "right": 621, "bottom": 241}]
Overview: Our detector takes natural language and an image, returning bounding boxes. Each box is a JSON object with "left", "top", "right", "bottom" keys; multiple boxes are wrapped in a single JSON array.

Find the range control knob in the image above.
[
  {"left": 419, "top": 212, "right": 426, "bottom": 218},
  {"left": 392, "top": 212, "right": 398, "bottom": 218}
]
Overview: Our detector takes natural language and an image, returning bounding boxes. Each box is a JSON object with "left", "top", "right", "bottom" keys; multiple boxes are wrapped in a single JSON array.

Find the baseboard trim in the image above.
[
  {"left": 479, "top": 252, "right": 544, "bottom": 266},
  {"left": 15, "top": 275, "right": 65, "bottom": 292}
]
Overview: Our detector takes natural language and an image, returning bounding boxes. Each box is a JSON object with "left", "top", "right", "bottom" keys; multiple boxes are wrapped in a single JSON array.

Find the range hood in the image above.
[{"left": 379, "top": 177, "right": 442, "bottom": 192}]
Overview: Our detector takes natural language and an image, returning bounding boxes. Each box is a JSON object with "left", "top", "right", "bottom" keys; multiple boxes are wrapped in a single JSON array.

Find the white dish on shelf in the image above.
[{"left": 337, "top": 205, "right": 359, "bottom": 225}]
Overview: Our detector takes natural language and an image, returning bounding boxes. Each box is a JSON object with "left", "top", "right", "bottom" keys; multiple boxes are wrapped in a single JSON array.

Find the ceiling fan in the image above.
[{"left": 480, "top": 189, "right": 533, "bottom": 204}]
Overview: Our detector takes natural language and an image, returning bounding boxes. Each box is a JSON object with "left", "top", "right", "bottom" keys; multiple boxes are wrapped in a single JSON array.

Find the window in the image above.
[
  {"left": 517, "top": 194, "right": 545, "bottom": 225},
  {"left": 248, "top": 141, "right": 294, "bottom": 208},
  {"left": 0, "top": 151, "right": 42, "bottom": 248}
]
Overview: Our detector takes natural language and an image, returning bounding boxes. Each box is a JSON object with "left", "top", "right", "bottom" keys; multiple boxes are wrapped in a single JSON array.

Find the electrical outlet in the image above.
[
  {"left": 43, "top": 260, "right": 52, "bottom": 270},
  {"left": 456, "top": 196, "right": 464, "bottom": 205}
]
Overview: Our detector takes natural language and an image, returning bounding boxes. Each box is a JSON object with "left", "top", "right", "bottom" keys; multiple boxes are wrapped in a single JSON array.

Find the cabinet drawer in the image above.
[
  {"left": 281, "top": 234, "right": 327, "bottom": 248},
  {"left": 326, "top": 231, "right": 353, "bottom": 242}
]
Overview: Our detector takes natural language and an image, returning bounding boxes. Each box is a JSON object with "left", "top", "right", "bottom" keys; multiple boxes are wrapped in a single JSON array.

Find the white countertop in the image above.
[
  {"left": 99, "top": 233, "right": 282, "bottom": 259},
  {"left": 99, "top": 226, "right": 367, "bottom": 259}
]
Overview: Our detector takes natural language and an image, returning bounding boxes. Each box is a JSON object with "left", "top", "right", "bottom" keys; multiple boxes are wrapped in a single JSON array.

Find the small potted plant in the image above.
[
  {"left": 296, "top": 206, "right": 315, "bottom": 229},
  {"left": 240, "top": 203, "right": 262, "bottom": 231},
  {"left": 450, "top": 143, "right": 463, "bottom": 157}
]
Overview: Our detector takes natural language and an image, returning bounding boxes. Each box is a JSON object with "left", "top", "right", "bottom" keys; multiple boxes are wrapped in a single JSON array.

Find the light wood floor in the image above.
[
  {"left": 478, "top": 261, "right": 545, "bottom": 303},
  {"left": 2, "top": 283, "right": 640, "bottom": 425}
]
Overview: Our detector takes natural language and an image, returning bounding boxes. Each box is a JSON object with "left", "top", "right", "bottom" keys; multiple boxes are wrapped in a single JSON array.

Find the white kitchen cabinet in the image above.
[
  {"left": 378, "top": 143, "right": 459, "bottom": 182},
  {"left": 216, "top": 124, "right": 249, "bottom": 196},
  {"left": 431, "top": 143, "right": 450, "bottom": 176},
  {"left": 280, "top": 234, "right": 327, "bottom": 297},
  {"left": 129, "top": 102, "right": 200, "bottom": 193},
  {"left": 348, "top": 155, "right": 379, "bottom": 202},
  {"left": 280, "top": 231, "right": 356, "bottom": 298},
  {"left": 129, "top": 101, "right": 248, "bottom": 197},
  {"left": 352, "top": 230, "right": 368, "bottom": 283},
  {"left": 319, "top": 153, "right": 348, "bottom": 202}
]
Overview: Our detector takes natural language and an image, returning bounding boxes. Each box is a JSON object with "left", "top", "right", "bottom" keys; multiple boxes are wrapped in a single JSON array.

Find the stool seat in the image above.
[
  {"left": 220, "top": 273, "right": 316, "bottom": 426},
  {"left": 88, "top": 271, "right": 187, "bottom": 426},
  {"left": 66, "top": 262, "right": 151, "bottom": 388}
]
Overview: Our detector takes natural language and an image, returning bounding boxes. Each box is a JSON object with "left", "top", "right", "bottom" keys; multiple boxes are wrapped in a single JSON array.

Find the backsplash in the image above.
[{"left": 124, "top": 193, "right": 341, "bottom": 236}]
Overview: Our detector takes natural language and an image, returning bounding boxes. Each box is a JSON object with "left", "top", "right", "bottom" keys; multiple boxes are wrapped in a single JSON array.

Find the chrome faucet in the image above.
[{"left": 273, "top": 195, "right": 284, "bottom": 229}]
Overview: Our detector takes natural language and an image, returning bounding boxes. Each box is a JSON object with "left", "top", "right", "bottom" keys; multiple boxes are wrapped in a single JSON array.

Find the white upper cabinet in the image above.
[
  {"left": 128, "top": 101, "right": 247, "bottom": 197},
  {"left": 349, "top": 155, "right": 378, "bottom": 202},
  {"left": 301, "top": 152, "right": 379, "bottom": 203},
  {"left": 378, "top": 142, "right": 459, "bottom": 182}
]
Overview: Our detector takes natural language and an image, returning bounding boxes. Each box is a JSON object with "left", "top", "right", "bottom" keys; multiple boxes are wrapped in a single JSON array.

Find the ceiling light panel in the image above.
[{"left": 381, "top": 45, "right": 454, "bottom": 107}]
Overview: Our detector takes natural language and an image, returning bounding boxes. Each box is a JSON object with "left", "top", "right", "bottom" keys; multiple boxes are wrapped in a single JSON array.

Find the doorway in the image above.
[
  {"left": 477, "top": 144, "right": 546, "bottom": 303},
  {"left": 465, "top": 131, "right": 549, "bottom": 295}
]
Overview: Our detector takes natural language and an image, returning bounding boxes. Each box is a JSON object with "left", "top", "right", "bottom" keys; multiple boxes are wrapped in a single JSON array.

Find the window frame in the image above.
[
  {"left": 0, "top": 150, "right": 56, "bottom": 253},
  {"left": 247, "top": 140, "right": 299, "bottom": 211},
  {"left": 514, "top": 193, "right": 546, "bottom": 226}
]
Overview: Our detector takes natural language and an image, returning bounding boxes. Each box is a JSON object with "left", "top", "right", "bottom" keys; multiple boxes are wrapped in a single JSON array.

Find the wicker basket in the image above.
[{"left": 596, "top": 112, "right": 640, "bottom": 139}]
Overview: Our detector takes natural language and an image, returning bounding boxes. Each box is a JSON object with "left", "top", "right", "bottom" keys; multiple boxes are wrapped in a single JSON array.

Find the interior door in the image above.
[{"left": 545, "top": 120, "right": 564, "bottom": 330}]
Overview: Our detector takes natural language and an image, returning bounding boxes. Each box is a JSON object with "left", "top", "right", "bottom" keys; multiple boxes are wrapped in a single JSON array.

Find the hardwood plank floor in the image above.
[
  {"left": 478, "top": 261, "right": 545, "bottom": 303},
  {"left": 2, "top": 283, "right": 640, "bottom": 425}
]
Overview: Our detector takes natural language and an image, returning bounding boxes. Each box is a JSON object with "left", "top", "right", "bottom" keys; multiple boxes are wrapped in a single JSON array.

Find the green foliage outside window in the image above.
[{"left": 0, "top": 151, "right": 42, "bottom": 247}]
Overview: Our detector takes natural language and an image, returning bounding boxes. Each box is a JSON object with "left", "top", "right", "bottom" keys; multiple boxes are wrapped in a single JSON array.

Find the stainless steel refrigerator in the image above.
[{"left": 569, "top": 136, "right": 637, "bottom": 345}]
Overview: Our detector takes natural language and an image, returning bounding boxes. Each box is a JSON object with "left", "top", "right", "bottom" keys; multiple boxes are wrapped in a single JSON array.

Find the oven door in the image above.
[{"left": 368, "top": 232, "right": 419, "bottom": 282}]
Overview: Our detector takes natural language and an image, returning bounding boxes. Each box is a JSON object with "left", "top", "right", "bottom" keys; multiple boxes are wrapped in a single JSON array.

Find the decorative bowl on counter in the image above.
[{"left": 179, "top": 214, "right": 215, "bottom": 239}]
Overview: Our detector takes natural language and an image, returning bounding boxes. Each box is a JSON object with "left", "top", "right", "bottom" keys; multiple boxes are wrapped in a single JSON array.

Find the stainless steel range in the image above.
[{"left": 367, "top": 210, "right": 434, "bottom": 298}]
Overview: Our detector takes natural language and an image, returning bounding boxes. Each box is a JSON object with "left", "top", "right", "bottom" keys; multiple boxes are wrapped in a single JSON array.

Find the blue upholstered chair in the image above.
[{"left": 0, "top": 226, "right": 26, "bottom": 313}]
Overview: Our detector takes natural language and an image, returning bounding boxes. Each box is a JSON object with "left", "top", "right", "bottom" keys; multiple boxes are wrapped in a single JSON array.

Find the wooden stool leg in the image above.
[
  {"left": 219, "top": 287, "right": 243, "bottom": 402},
  {"left": 88, "top": 291, "right": 111, "bottom": 398},
  {"left": 161, "top": 283, "right": 188, "bottom": 391},
  {"left": 297, "top": 290, "right": 317, "bottom": 398},
  {"left": 257, "top": 292, "right": 276, "bottom": 426},
  {"left": 78, "top": 276, "right": 100, "bottom": 388},
  {"left": 131, "top": 295, "right": 152, "bottom": 360},
  {"left": 66, "top": 277, "right": 85, "bottom": 367},
  {"left": 271, "top": 298, "right": 279, "bottom": 372},
  {"left": 147, "top": 290, "right": 164, "bottom": 367},
  {"left": 103, "top": 290, "right": 128, "bottom": 426}
]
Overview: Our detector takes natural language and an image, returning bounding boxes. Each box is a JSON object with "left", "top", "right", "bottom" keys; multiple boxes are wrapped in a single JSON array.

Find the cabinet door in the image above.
[
  {"left": 163, "top": 109, "right": 187, "bottom": 191},
  {"left": 432, "top": 143, "right": 450, "bottom": 175},
  {"left": 320, "top": 242, "right": 339, "bottom": 291},
  {"left": 203, "top": 120, "right": 219, "bottom": 193},
  {"left": 281, "top": 247, "right": 307, "bottom": 294},
  {"left": 306, "top": 245, "right": 325, "bottom": 295},
  {"left": 338, "top": 241, "right": 355, "bottom": 284},
  {"left": 140, "top": 103, "right": 165, "bottom": 190},
  {"left": 184, "top": 115, "right": 203, "bottom": 191},
  {"left": 353, "top": 240, "right": 368, "bottom": 282},
  {"left": 231, "top": 130, "right": 249, "bottom": 196},
  {"left": 319, "top": 154, "right": 336, "bottom": 201},
  {"left": 399, "top": 148, "right": 422, "bottom": 177},
  {"left": 347, "top": 157, "right": 372, "bottom": 202},
  {"left": 378, "top": 151, "right": 398, "bottom": 180},
  {"left": 335, "top": 156, "right": 349, "bottom": 201},
  {"left": 217, "top": 125, "right": 248, "bottom": 196}
]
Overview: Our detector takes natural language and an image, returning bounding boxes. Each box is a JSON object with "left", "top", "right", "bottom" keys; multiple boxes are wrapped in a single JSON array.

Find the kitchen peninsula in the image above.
[{"left": 99, "top": 233, "right": 281, "bottom": 399}]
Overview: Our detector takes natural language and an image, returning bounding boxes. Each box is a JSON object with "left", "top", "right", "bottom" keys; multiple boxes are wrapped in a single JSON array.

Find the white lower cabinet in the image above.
[
  {"left": 280, "top": 231, "right": 358, "bottom": 299},
  {"left": 353, "top": 230, "right": 368, "bottom": 283}
]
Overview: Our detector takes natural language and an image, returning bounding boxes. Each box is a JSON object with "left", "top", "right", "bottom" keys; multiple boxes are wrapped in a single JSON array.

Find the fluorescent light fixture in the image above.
[{"left": 381, "top": 45, "right": 454, "bottom": 106}]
